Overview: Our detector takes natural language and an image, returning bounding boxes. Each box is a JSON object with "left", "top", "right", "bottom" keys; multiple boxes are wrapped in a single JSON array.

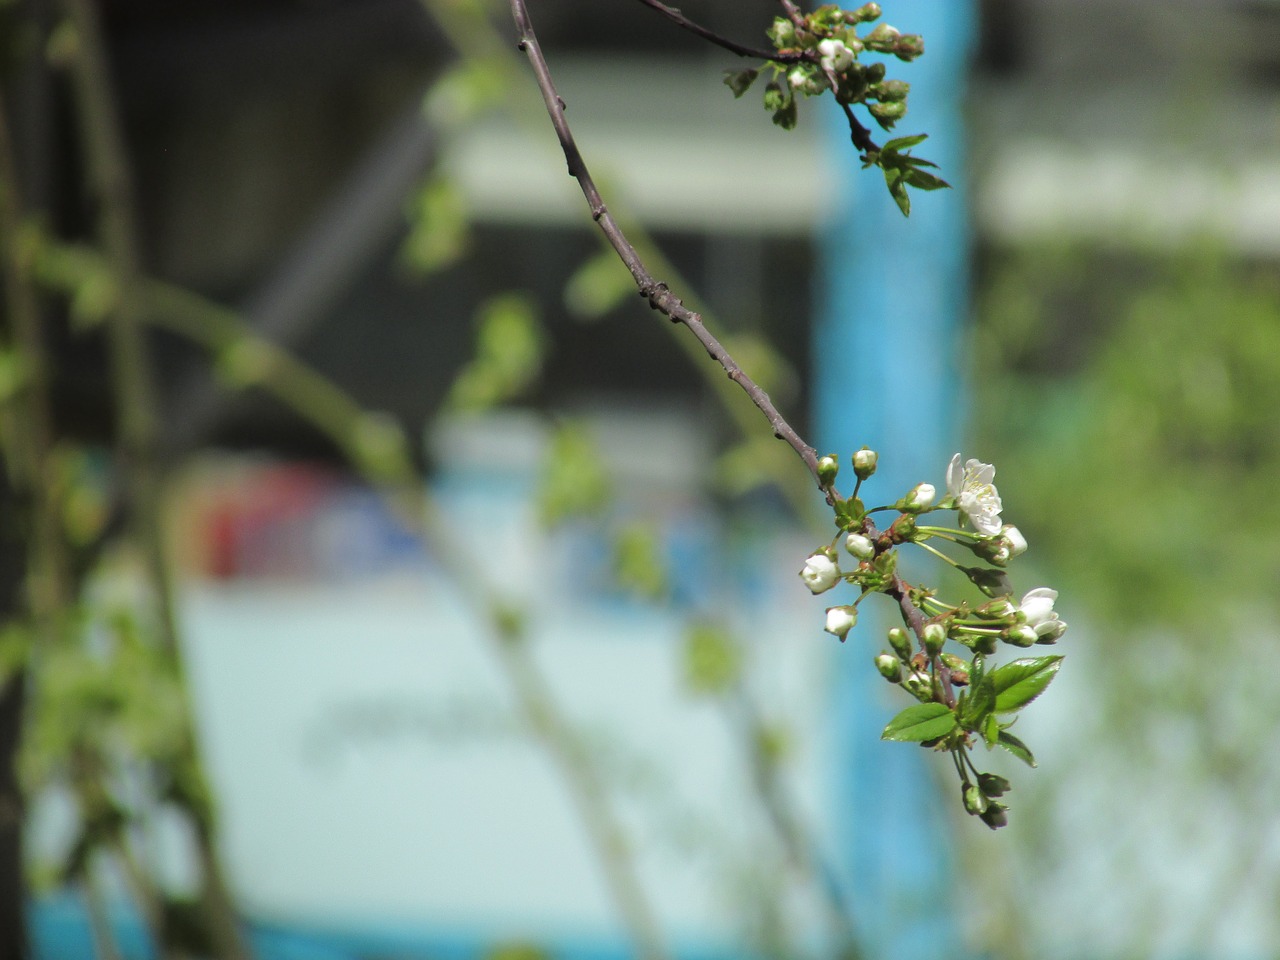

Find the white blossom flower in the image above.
[
  {"left": 946, "top": 453, "right": 1004, "bottom": 536},
  {"left": 845, "top": 532, "right": 875, "bottom": 560},
  {"left": 800, "top": 551, "right": 839, "bottom": 594},
  {"left": 788, "top": 67, "right": 809, "bottom": 89},
  {"left": 817, "top": 37, "right": 855, "bottom": 73},
  {"left": 1017, "top": 587, "right": 1058, "bottom": 631},
  {"left": 824, "top": 605, "right": 858, "bottom": 639}
]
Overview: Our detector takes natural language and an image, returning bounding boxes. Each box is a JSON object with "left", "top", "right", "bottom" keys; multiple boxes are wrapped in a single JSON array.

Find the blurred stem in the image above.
[
  {"left": 53, "top": 2, "right": 250, "bottom": 957},
  {"left": 35, "top": 238, "right": 671, "bottom": 960},
  {"left": 82, "top": 871, "right": 124, "bottom": 960},
  {"left": 729, "top": 687, "right": 864, "bottom": 959}
]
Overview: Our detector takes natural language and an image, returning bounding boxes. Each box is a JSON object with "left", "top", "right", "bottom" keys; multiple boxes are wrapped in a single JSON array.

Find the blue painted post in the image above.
[{"left": 814, "top": 3, "right": 976, "bottom": 958}]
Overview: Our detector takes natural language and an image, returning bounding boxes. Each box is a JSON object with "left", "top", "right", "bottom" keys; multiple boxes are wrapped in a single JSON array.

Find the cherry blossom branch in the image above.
[
  {"left": 508, "top": 0, "right": 825, "bottom": 494},
  {"left": 630, "top": 0, "right": 803, "bottom": 62}
]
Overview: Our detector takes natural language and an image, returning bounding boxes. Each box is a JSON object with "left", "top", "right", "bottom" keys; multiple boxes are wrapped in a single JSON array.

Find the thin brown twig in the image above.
[
  {"left": 630, "top": 0, "right": 803, "bottom": 63},
  {"left": 508, "top": 0, "right": 826, "bottom": 497}
]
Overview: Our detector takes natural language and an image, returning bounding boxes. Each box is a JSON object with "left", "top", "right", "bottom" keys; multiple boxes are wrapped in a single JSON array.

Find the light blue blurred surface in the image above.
[{"left": 814, "top": 2, "right": 976, "bottom": 957}]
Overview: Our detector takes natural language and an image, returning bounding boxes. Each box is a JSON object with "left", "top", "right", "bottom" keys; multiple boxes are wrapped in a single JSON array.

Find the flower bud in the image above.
[
  {"left": 874, "top": 79, "right": 909, "bottom": 102},
  {"left": 799, "top": 550, "right": 840, "bottom": 594},
  {"left": 817, "top": 454, "right": 840, "bottom": 486},
  {"left": 845, "top": 532, "right": 875, "bottom": 560},
  {"left": 887, "top": 626, "right": 913, "bottom": 661},
  {"left": 1001, "top": 524, "right": 1028, "bottom": 557},
  {"left": 852, "top": 447, "right": 878, "bottom": 479},
  {"left": 899, "top": 482, "right": 935, "bottom": 512},
  {"left": 816, "top": 37, "right": 855, "bottom": 74},
  {"left": 850, "top": 2, "right": 881, "bottom": 22},
  {"left": 962, "top": 783, "right": 987, "bottom": 816},
  {"left": 868, "top": 100, "right": 907, "bottom": 122},
  {"left": 979, "top": 801, "right": 1008, "bottom": 830},
  {"left": 875, "top": 653, "right": 902, "bottom": 682},
  {"left": 824, "top": 605, "right": 858, "bottom": 641},
  {"left": 901, "top": 670, "right": 931, "bottom": 701},
  {"left": 923, "top": 622, "right": 946, "bottom": 656},
  {"left": 1035, "top": 619, "right": 1067, "bottom": 644},
  {"left": 977, "top": 773, "right": 1011, "bottom": 798},
  {"left": 866, "top": 23, "right": 901, "bottom": 43},
  {"left": 1006, "top": 624, "right": 1037, "bottom": 647},
  {"left": 977, "top": 597, "right": 1016, "bottom": 620}
]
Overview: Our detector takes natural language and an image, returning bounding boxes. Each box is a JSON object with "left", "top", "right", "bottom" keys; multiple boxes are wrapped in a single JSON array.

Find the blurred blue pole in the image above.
[{"left": 814, "top": 3, "right": 976, "bottom": 958}]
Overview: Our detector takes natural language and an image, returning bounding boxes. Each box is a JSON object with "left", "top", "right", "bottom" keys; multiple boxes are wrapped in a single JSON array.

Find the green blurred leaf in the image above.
[
  {"left": 959, "top": 674, "right": 996, "bottom": 728},
  {"left": 401, "top": 175, "right": 470, "bottom": 275},
  {"left": 446, "top": 294, "right": 544, "bottom": 412},
  {"left": 612, "top": 522, "right": 666, "bottom": 599},
  {"left": 682, "top": 623, "right": 742, "bottom": 696},
  {"left": 883, "top": 133, "right": 928, "bottom": 152},
  {"left": 537, "top": 421, "right": 610, "bottom": 525},
  {"left": 881, "top": 702, "right": 956, "bottom": 742},
  {"left": 563, "top": 250, "right": 634, "bottom": 320}
]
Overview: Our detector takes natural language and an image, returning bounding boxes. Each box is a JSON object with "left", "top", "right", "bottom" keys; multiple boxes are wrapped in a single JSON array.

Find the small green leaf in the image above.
[
  {"left": 881, "top": 702, "right": 956, "bottom": 742},
  {"left": 902, "top": 167, "right": 951, "bottom": 191},
  {"left": 959, "top": 674, "right": 995, "bottom": 728},
  {"left": 723, "top": 67, "right": 760, "bottom": 98},
  {"left": 888, "top": 180, "right": 911, "bottom": 217},
  {"left": 771, "top": 98, "right": 798, "bottom": 130},
  {"left": 983, "top": 712, "right": 1000, "bottom": 747},
  {"left": 883, "top": 133, "right": 928, "bottom": 152},
  {"left": 990, "top": 655, "right": 1063, "bottom": 713},
  {"left": 997, "top": 729, "right": 1037, "bottom": 767}
]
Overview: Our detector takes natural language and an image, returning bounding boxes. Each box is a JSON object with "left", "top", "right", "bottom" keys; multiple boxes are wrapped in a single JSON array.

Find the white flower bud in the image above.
[
  {"left": 1035, "top": 619, "right": 1067, "bottom": 642},
  {"left": 788, "top": 68, "right": 809, "bottom": 89},
  {"left": 799, "top": 551, "right": 840, "bottom": 594},
  {"left": 824, "top": 605, "right": 858, "bottom": 640},
  {"left": 845, "top": 532, "right": 875, "bottom": 560},
  {"left": 903, "top": 482, "right": 935, "bottom": 511},
  {"left": 853, "top": 447, "right": 878, "bottom": 479},
  {"left": 1001, "top": 524, "right": 1028, "bottom": 557},
  {"left": 923, "top": 622, "right": 946, "bottom": 654}
]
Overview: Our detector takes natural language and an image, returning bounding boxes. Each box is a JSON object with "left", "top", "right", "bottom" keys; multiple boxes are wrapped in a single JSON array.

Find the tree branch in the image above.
[
  {"left": 630, "top": 0, "right": 803, "bottom": 62},
  {"left": 509, "top": 0, "right": 824, "bottom": 493}
]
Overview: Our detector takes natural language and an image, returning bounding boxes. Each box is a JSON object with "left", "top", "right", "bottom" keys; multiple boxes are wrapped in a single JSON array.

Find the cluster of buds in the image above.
[
  {"left": 723, "top": 4, "right": 947, "bottom": 216},
  {"left": 798, "top": 448, "right": 1066, "bottom": 829},
  {"left": 725, "top": 4, "right": 923, "bottom": 134}
]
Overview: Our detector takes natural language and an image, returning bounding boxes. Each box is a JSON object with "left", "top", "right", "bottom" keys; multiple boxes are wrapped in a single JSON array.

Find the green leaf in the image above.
[
  {"left": 982, "top": 712, "right": 1000, "bottom": 747},
  {"left": 959, "top": 674, "right": 995, "bottom": 728},
  {"left": 902, "top": 167, "right": 951, "bottom": 191},
  {"left": 883, "top": 133, "right": 928, "bottom": 152},
  {"left": 771, "top": 98, "right": 798, "bottom": 130},
  {"left": 881, "top": 702, "right": 957, "bottom": 742},
  {"left": 723, "top": 67, "right": 760, "bottom": 98},
  {"left": 989, "top": 655, "right": 1063, "bottom": 713},
  {"left": 997, "top": 729, "right": 1037, "bottom": 767},
  {"left": 888, "top": 179, "right": 910, "bottom": 217}
]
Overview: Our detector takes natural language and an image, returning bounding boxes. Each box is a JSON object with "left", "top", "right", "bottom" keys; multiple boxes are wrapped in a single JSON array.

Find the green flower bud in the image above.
[
  {"left": 849, "top": 2, "right": 881, "bottom": 23},
  {"left": 898, "top": 483, "right": 934, "bottom": 513},
  {"left": 1035, "top": 619, "right": 1067, "bottom": 644},
  {"left": 875, "top": 653, "right": 902, "bottom": 682},
  {"left": 901, "top": 670, "right": 931, "bottom": 701},
  {"left": 979, "top": 801, "right": 1009, "bottom": 830},
  {"left": 923, "top": 622, "right": 946, "bottom": 656},
  {"left": 769, "top": 16, "right": 796, "bottom": 46},
  {"left": 1006, "top": 624, "right": 1037, "bottom": 647},
  {"left": 865, "top": 61, "right": 887, "bottom": 83},
  {"left": 887, "top": 626, "right": 913, "bottom": 661},
  {"left": 962, "top": 782, "right": 988, "bottom": 816},
  {"left": 874, "top": 79, "right": 909, "bottom": 102},
  {"left": 817, "top": 454, "right": 840, "bottom": 486},
  {"left": 978, "top": 773, "right": 1011, "bottom": 798},
  {"left": 962, "top": 565, "right": 1013, "bottom": 599},
  {"left": 852, "top": 447, "right": 878, "bottom": 479},
  {"left": 868, "top": 100, "right": 907, "bottom": 122}
]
